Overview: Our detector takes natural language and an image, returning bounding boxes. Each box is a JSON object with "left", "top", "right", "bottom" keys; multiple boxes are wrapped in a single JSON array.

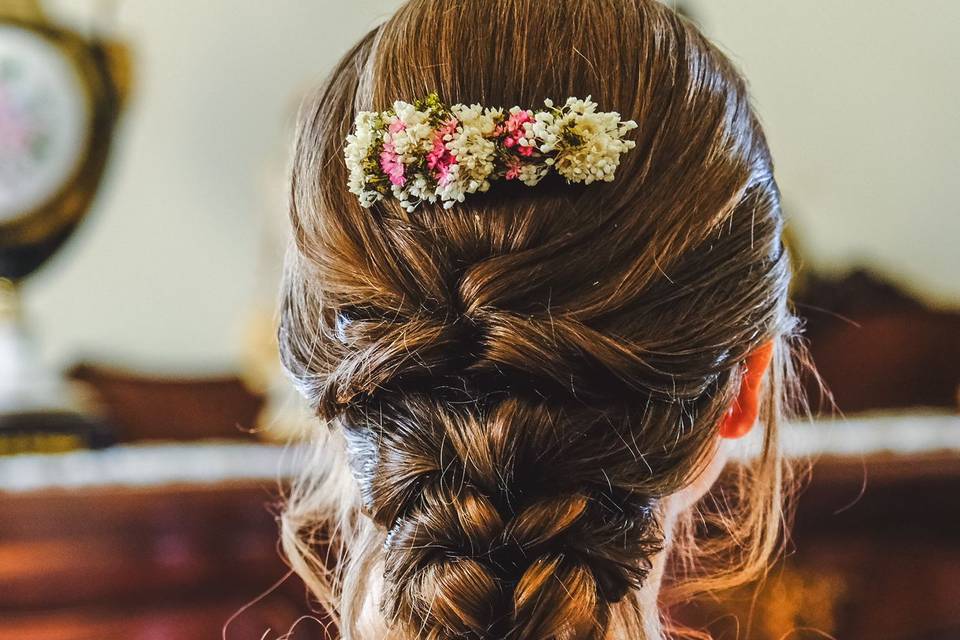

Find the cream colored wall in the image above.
[
  {"left": 687, "top": 0, "right": 959, "bottom": 304},
  {"left": 29, "top": 0, "right": 405, "bottom": 373},
  {"left": 25, "top": 1, "right": 959, "bottom": 374}
]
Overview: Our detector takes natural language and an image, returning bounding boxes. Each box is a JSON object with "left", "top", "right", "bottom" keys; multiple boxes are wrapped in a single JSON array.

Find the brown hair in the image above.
[{"left": 278, "top": 1, "right": 801, "bottom": 638}]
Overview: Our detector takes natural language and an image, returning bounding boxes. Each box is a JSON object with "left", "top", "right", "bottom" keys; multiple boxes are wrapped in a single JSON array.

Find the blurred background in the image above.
[{"left": 0, "top": 1, "right": 957, "bottom": 639}]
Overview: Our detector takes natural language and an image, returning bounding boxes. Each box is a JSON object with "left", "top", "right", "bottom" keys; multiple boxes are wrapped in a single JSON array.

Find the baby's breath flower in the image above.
[{"left": 343, "top": 93, "right": 637, "bottom": 210}]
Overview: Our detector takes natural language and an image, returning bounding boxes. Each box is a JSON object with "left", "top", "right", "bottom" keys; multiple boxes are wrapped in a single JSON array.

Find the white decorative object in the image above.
[{"left": 0, "top": 23, "right": 90, "bottom": 222}]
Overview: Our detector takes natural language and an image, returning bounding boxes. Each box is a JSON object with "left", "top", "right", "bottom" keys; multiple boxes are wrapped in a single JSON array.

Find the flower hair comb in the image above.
[{"left": 344, "top": 93, "right": 638, "bottom": 212}]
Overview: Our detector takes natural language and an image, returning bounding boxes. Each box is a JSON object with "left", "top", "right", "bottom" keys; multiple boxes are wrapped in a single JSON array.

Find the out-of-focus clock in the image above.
[
  {"left": 0, "top": 23, "right": 91, "bottom": 224},
  {"left": 0, "top": 2, "right": 128, "bottom": 451},
  {"left": 0, "top": 4, "right": 128, "bottom": 280}
]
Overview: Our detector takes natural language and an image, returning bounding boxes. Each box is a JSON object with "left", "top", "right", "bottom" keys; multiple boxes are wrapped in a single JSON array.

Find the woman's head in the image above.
[{"left": 279, "top": 1, "right": 799, "bottom": 638}]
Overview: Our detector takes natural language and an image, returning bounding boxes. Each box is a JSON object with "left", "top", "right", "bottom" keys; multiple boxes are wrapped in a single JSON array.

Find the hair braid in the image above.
[
  {"left": 279, "top": 1, "right": 800, "bottom": 638},
  {"left": 340, "top": 396, "right": 664, "bottom": 639}
]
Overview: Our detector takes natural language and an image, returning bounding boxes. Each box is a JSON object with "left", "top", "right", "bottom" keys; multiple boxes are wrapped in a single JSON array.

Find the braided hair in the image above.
[{"left": 279, "top": 1, "right": 799, "bottom": 638}]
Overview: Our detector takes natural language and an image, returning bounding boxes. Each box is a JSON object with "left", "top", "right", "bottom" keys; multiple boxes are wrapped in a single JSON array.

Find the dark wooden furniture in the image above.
[
  {"left": 2, "top": 423, "right": 958, "bottom": 640},
  {"left": 678, "top": 450, "right": 960, "bottom": 640},
  {"left": 68, "top": 364, "right": 265, "bottom": 443},
  {"left": 796, "top": 270, "right": 960, "bottom": 414},
  {"left": 0, "top": 481, "right": 319, "bottom": 640}
]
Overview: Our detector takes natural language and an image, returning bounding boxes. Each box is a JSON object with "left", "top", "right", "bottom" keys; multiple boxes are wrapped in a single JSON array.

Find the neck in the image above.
[
  {"left": 630, "top": 539, "right": 668, "bottom": 639},
  {"left": 626, "top": 497, "right": 687, "bottom": 640}
]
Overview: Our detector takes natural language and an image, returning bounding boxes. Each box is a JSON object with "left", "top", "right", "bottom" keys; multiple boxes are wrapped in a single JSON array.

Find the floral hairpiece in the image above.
[{"left": 344, "top": 93, "right": 638, "bottom": 212}]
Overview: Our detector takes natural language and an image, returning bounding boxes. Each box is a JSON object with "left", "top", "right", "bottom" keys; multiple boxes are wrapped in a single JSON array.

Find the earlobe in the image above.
[{"left": 719, "top": 341, "right": 775, "bottom": 439}]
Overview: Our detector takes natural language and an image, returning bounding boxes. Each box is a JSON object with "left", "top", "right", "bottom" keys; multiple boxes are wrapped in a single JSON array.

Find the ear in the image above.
[{"left": 719, "top": 340, "right": 775, "bottom": 439}]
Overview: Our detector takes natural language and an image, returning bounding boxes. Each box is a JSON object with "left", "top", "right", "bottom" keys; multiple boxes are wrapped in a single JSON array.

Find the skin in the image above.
[
  {"left": 719, "top": 341, "right": 775, "bottom": 440},
  {"left": 674, "top": 339, "right": 775, "bottom": 511},
  {"left": 638, "top": 341, "right": 776, "bottom": 638}
]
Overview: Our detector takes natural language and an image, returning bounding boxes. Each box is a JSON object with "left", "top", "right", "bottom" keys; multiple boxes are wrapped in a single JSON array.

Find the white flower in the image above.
[
  {"left": 344, "top": 111, "right": 384, "bottom": 207},
  {"left": 538, "top": 96, "right": 638, "bottom": 184},
  {"left": 342, "top": 93, "right": 638, "bottom": 210},
  {"left": 442, "top": 104, "right": 500, "bottom": 198},
  {"left": 518, "top": 163, "right": 549, "bottom": 186}
]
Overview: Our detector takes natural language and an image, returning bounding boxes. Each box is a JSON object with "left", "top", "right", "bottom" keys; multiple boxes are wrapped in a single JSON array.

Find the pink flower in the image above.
[
  {"left": 379, "top": 141, "right": 406, "bottom": 187},
  {"left": 426, "top": 118, "right": 459, "bottom": 186},
  {"left": 499, "top": 109, "right": 535, "bottom": 157},
  {"left": 504, "top": 157, "right": 521, "bottom": 180},
  {"left": 379, "top": 116, "right": 408, "bottom": 186}
]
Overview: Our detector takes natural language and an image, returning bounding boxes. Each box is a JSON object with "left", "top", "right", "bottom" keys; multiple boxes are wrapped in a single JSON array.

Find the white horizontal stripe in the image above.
[{"left": 1, "top": 412, "right": 958, "bottom": 492}]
